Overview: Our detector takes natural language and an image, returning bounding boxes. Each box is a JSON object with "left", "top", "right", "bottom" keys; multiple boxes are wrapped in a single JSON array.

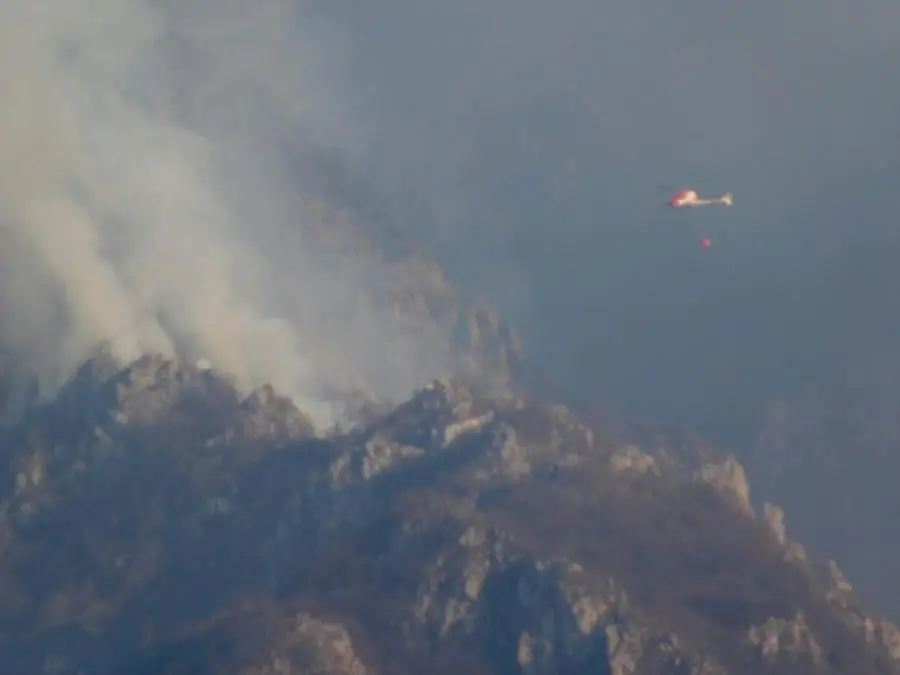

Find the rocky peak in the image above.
[
  {"left": 827, "top": 560, "right": 855, "bottom": 606},
  {"left": 43, "top": 351, "right": 241, "bottom": 430},
  {"left": 696, "top": 455, "right": 753, "bottom": 516},
  {"left": 762, "top": 503, "right": 808, "bottom": 564},
  {"left": 229, "top": 384, "right": 315, "bottom": 444},
  {"left": 747, "top": 611, "right": 824, "bottom": 666}
]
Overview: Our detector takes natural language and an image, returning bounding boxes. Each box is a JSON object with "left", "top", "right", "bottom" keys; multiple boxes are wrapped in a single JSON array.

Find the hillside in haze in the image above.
[{"left": 1, "top": 350, "right": 899, "bottom": 674}]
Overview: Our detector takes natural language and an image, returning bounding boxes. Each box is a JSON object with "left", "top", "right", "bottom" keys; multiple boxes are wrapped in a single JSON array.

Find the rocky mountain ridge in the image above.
[{"left": 0, "top": 353, "right": 896, "bottom": 674}]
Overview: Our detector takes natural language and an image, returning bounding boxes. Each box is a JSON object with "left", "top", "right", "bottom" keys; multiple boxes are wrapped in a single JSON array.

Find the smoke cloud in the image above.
[{"left": 0, "top": 0, "right": 451, "bottom": 429}]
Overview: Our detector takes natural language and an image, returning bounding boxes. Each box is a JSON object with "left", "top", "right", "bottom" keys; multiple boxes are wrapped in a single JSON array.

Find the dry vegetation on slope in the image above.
[{"left": 0, "top": 354, "right": 896, "bottom": 674}]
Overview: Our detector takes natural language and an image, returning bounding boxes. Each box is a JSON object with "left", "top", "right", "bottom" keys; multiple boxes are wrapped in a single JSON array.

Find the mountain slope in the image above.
[{"left": 0, "top": 353, "right": 897, "bottom": 674}]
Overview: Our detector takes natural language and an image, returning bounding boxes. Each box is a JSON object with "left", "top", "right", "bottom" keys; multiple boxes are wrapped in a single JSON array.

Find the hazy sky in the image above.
[
  {"left": 304, "top": 0, "right": 900, "bottom": 613},
  {"left": 308, "top": 0, "right": 900, "bottom": 432}
]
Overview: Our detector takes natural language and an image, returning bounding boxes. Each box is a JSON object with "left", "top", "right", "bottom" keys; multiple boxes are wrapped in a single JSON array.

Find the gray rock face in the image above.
[{"left": 0, "top": 355, "right": 895, "bottom": 674}]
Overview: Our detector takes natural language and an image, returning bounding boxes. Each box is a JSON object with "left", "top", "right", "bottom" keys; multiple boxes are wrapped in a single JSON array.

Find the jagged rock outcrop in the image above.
[
  {"left": 697, "top": 456, "right": 753, "bottom": 517},
  {"left": 0, "top": 355, "right": 895, "bottom": 674},
  {"left": 747, "top": 611, "right": 824, "bottom": 665},
  {"left": 752, "top": 376, "right": 900, "bottom": 615},
  {"left": 296, "top": 195, "right": 528, "bottom": 387}
]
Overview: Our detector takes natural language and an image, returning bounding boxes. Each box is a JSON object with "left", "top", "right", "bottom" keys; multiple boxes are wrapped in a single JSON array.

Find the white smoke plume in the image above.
[{"left": 0, "top": 0, "right": 451, "bottom": 428}]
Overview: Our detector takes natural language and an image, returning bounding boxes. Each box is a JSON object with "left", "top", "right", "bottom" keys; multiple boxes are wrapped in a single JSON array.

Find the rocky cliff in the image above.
[{"left": 0, "top": 352, "right": 896, "bottom": 674}]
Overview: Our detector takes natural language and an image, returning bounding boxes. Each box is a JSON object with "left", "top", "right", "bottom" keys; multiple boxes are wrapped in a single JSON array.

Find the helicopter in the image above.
[
  {"left": 658, "top": 179, "right": 734, "bottom": 250},
  {"left": 667, "top": 189, "right": 733, "bottom": 209}
]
